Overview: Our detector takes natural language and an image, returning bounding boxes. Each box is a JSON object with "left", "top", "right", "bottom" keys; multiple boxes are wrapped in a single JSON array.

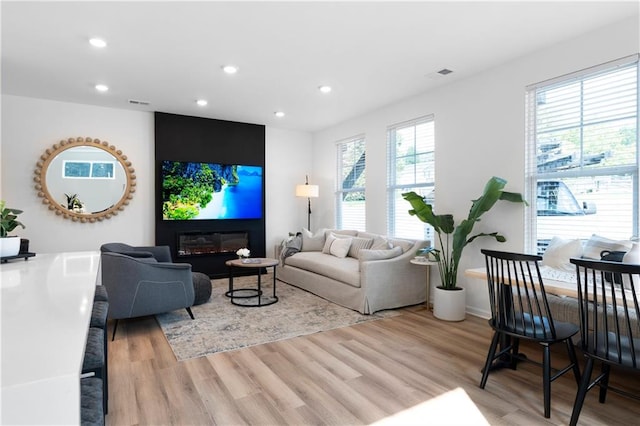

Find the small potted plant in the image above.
[
  {"left": 1, "top": 200, "right": 26, "bottom": 257},
  {"left": 403, "top": 176, "right": 527, "bottom": 321}
]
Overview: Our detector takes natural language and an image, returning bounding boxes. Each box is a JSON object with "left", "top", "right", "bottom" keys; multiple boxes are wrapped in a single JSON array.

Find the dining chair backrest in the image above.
[
  {"left": 569, "top": 257, "right": 640, "bottom": 368},
  {"left": 482, "top": 249, "right": 557, "bottom": 340}
]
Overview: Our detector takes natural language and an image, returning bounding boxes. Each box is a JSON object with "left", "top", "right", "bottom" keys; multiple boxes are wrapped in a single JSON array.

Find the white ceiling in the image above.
[{"left": 2, "top": 1, "right": 638, "bottom": 132}]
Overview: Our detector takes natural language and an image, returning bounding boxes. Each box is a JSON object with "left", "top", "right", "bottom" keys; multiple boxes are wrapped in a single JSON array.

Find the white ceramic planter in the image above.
[
  {"left": 433, "top": 286, "right": 467, "bottom": 321},
  {"left": 0, "top": 236, "right": 21, "bottom": 257}
]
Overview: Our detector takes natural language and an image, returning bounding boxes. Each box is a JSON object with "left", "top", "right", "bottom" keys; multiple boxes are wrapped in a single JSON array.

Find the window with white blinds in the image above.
[
  {"left": 336, "top": 135, "right": 366, "bottom": 231},
  {"left": 525, "top": 55, "right": 639, "bottom": 254},
  {"left": 387, "top": 115, "right": 435, "bottom": 240}
]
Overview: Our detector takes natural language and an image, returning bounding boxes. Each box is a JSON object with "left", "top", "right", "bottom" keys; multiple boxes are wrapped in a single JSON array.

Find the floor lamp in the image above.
[{"left": 296, "top": 175, "right": 319, "bottom": 230}]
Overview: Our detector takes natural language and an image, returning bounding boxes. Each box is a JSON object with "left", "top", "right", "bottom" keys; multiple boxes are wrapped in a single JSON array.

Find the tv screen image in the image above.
[{"left": 162, "top": 160, "right": 263, "bottom": 220}]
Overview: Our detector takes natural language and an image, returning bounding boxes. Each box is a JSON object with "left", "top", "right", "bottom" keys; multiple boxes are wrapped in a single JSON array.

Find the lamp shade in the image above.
[{"left": 296, "top": 184, "right": 319, "bottom": 198}]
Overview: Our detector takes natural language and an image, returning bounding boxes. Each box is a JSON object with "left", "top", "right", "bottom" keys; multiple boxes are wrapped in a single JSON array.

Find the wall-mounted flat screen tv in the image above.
[{"left": 161, "top": 160, "right": 263, "bottom": 220}]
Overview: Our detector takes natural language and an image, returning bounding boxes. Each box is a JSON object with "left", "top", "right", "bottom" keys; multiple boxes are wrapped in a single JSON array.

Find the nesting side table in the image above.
[{"left": 410, "top": 258, "right": 438, "bottom": 310}]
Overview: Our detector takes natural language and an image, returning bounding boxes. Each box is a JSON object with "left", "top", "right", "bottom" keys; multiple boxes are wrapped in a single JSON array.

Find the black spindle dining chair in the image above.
[
  {"left": 480, "top": 249, "right": 581, "bottom": 418},
  {"left": 568, "top": 258, "right": 640, "bottom": 426}
]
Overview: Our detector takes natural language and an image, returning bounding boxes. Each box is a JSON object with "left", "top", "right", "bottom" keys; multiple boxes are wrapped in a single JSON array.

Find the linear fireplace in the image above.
[{"left": 177, "top": 231, "right": 249, "bottom": 257}]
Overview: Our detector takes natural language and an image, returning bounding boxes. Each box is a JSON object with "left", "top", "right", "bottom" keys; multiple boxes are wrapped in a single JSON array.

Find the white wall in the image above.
[
  {"left": 265, "top": 126, "right": 314, "bottom": 255},
  {"left": 311, "top": 16, "right": 640, "bottom": 317},
  {"left": 1, "top": 96, "right": 155, "bottom": 253},
  {"left": 0, "top": 95, "right": 313, "bottom": 255}
]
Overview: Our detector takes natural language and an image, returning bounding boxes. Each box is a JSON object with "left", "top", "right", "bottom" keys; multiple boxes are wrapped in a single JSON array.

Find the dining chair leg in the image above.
[
  {"left": 570, "top": 357, "right": 595, "bottom": 426},
  {"left": 511, "top": 337, "right": 521, "bottom": 369},
  {"left": 480, "top": 332, "right": 500, "bottom": 389},
  {"left": 566, "top": 339, "right": 582, "bottom": 385},
  {"left": 599, "top": 364, "right": 611, "bottom": 403},
  {"left": 542, "top": 344, "right": 551, "bottom": 418}
]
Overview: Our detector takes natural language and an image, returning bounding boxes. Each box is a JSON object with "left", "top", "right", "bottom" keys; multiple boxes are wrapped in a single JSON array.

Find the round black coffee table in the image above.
[{"left": 224, "top": 258, "right": 279, "bottom": 307}]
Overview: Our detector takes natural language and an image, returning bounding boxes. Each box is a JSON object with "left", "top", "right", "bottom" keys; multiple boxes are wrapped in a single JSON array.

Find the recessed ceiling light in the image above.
[
  {"left": 95, "top": 84, "right": 109, "bottom": 92},
  {"left": 318, "top": 85, "right": 332, "bottom": 94},
  {"left": 89, "top": 38, "right": 107, "bottom": 48},
  {"left": 222, "top": 65, "right": 238, "bottom": 74},
  {"left": 274, "top": 111, "right": 285, "bottom": 118},
  {"left": 196, "top": 99, "right": 208, "bottom": 107}
]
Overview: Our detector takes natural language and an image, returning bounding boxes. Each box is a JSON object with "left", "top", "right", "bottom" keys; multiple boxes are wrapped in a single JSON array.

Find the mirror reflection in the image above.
[
  {"left": 34, "top": 137, "right": 136, "bottom": 222},
  {"left": 45, "top": 146, "right": 126, "bottom": 214}
]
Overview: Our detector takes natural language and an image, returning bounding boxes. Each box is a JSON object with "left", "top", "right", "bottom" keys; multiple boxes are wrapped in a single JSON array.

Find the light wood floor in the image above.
[{"left": 105, "top": 304, "right": 640, "bottom": 425}]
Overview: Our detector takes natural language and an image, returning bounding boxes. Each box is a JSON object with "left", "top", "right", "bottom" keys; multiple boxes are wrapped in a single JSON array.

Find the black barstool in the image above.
[
  {"left": 80, "top": 377, "right": 104, "bottom": 426},
  {"left": 94, "top": 285, "right": 109, "bottom": 302},
  {"left": 90, "top": 300, "right": 109, "bottom": 413},
  {"left": 82, "top": 327, "right": 107, "bottom": 415}
]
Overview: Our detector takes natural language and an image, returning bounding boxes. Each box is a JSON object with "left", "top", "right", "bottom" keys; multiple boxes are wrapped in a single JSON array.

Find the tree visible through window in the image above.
[
  {"left": 336, "top": 136, "right": 366, "bottom": 230},
  {"left": 387, "top": 116, "right": 435, "bottom": 240},
  {"left": 525, "top": 55, "right": 639, "bottom": 254}
]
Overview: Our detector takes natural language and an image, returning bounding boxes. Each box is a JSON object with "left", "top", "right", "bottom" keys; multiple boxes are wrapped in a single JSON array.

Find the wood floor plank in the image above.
[
  {"left": 191, "top": 376, "right": 247, "bottom": 425},
  {"left": 207, "top": 351, "right": 259, "bottom": 400},
  {"left": 232, "top": 347, "right": 306, "bottom": 411},
  {"left": 105, "top": 306, "right": 640, "bottom": 425}
]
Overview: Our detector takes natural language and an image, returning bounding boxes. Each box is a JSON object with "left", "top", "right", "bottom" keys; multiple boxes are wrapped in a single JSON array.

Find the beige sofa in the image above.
[{"left": 276, "top": 229, "right": 430, "bottom": 314}]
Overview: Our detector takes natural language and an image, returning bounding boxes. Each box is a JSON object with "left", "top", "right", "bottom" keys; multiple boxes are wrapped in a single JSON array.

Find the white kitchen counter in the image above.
[{"left": 1, "top": 251, "right": 100, "bottom": 425}]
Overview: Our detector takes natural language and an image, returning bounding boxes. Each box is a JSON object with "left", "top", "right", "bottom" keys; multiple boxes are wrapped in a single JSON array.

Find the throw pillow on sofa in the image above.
[
  {"left": 301, "top": 228, "right": 326, "bottom": 251},
  {"left": 322, "top": 233, "right": 373, "bottom": 258},
  {"left": 348, "top": 237, "right": 373, "bottom": 258},
  {"left": 322, "top": 232, "right": 353, "bottom": 258},
  {"left": 359, "top": 246, "right": 403, "bottom": 261},
  {"left": 329, "top": 237, "right": 352, "bottom": 258}
]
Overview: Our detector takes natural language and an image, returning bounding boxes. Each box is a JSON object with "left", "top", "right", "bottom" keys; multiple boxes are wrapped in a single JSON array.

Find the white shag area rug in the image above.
[{"left": 156, "top": 274, "right": 399, "bottom": 361}]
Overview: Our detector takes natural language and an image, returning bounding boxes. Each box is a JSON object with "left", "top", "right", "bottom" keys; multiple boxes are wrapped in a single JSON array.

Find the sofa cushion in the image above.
[
  {"left": 301, "top": 228, "right": 326, "bottom": 252},
  {"left": 356, "top": 233, "right": 392, "bottom": 250},
  {"left": 330, "top": 237, "right": 352, "bottom": 258},
  {"left": 348, "top": 237, "right": 374, "bottom": 258},
  {"left": 321, "top": 233, "right": 352, "bottom": 258},
  {"left": 323, "top": 232, "right": 374, "bottom": 258},
  {"left": 326, "top": 229, "right": 359, "bottom": 237},
  {"left": 359, "top": 246, "right": 403, "bottom": 261},
  {"left": 388, "top": 238, "right": 415, "bottom": 253},
  {"left": 285, "top": 252, "right": 361, "bottom": 287}
]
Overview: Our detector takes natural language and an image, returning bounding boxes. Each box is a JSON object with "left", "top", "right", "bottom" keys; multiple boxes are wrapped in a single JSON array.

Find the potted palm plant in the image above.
[
  {"left": 1, "top": 200, "right": 26, "bottom": 257},
  {"left": 403, "top": 176, "right": 527, "bottom": 321}
]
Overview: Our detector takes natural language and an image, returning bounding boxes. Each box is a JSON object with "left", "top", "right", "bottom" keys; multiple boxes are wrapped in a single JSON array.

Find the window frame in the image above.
[
  {"left": 386, "top": 115, "right": 435, "bottom": 239},
  {"left": 524, "top": 54, "right": 640, "bottom": 253},
  {"left": 335, "top": 134, "right": 366, "bottom": 231}
]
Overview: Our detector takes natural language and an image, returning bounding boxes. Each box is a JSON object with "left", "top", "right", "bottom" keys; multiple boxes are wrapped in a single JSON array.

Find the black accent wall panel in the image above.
[{"left": 154, "top": 112, "right": 266, "bottom": 277}]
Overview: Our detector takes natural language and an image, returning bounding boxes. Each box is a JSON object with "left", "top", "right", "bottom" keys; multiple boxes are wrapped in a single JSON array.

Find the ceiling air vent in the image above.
[{"left": 128, "top": 99, "right": 150, "bottom": 106}]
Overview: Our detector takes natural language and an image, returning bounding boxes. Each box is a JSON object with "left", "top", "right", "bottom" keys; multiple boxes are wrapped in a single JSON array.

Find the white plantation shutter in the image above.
[
  {"left": 336, "top": 135, "right": 366, "bottom": 231},
  {"left": 525, "top": 55, "right": 639, "bottom": 254},
  {"left": 387, "top": 115, "right": 435, "bottom": 240}
]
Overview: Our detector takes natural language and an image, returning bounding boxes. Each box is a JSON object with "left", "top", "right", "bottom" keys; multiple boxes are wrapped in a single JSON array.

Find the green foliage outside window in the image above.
[{"left": 162, "top": 162, "right": 237, "bottom": 220}]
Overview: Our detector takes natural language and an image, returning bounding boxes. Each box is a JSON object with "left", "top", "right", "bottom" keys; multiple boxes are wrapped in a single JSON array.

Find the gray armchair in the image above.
[
  {"left": 100, "top": 252, "right": 195, "bottom": 340},
  {"left": 100, "top": 242, "right": 172, "bottom": 262}
]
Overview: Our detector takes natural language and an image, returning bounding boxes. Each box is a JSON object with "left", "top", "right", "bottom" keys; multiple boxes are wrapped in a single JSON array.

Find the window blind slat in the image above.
[
  {"left": 387, "top": 115, "right": 435, "bottom": 240},
  {"left": 336, "top": 136, "right": 366, "bottom": 231},
  {"left": 525, "top": 58, "right": 639, "bottom": 255}
]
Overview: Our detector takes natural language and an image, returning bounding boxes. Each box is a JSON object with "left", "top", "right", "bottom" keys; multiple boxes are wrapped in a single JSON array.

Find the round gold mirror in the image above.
[{"left": 34, "top": 137, "right": 136, "bottom": 222}]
